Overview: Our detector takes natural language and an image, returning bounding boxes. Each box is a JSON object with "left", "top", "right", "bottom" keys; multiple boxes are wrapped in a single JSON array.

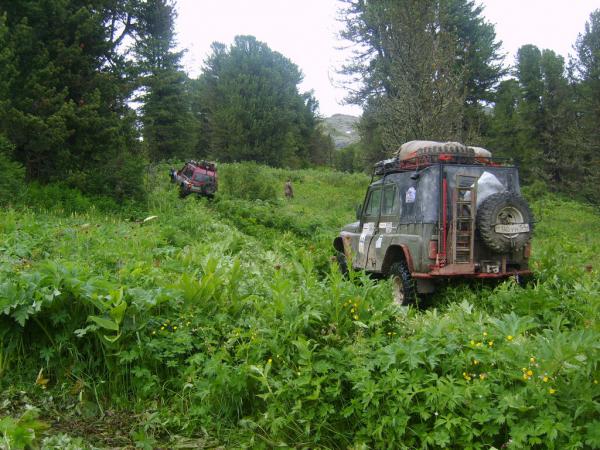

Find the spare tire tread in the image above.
[{"left": 477, "top": 192, "right": 534, "bottom": 253}]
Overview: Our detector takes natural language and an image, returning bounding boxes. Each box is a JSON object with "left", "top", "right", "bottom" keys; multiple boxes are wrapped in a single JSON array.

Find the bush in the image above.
[
  {"left": 1, "top": 165, "right": 599, "bottom": 448},
  {"left": 218, "top": 162, "right": 278, "bottom": 201}
]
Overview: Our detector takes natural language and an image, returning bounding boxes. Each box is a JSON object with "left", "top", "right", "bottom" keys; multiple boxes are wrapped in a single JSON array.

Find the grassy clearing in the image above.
[{"left": 1, "top": 164, "right": 599, "bottom": 448}]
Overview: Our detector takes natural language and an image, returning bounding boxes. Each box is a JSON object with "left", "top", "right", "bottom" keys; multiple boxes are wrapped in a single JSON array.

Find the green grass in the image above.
[{"left": 0, "top": 164, "right": 599, "bottom": 449}]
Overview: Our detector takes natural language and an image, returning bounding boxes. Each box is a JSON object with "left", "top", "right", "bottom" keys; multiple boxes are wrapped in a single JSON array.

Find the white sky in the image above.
[{"left": 175, "top": 0, "right": 599, "bottom": 118}]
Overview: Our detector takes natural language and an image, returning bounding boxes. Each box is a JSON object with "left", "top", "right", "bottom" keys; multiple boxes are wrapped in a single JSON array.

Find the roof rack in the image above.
[
  {"left": 189, "top": 160, "right": 217, "bottom": 172},
  {"left": 373, "top": 154, "right": 514, "bottom": 176}
]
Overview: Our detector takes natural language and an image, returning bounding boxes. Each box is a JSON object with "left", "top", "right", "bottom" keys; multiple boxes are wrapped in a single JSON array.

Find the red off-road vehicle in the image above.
[{"left": 170, "top": 160, "right": 217, "bottom": 198}]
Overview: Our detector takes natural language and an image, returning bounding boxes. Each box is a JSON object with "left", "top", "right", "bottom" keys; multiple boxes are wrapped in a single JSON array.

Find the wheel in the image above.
[
  {"left": 389, "top": 261, "right": 416, "bottom": 306},
  {"left": 179, "top": 184, "right": 190, "bottom": 198},
  {"left": 476, "top": 192, "right": 534, "bottom": 253},
  {"left": 515, "top": 273, "right": 536, "bottom": 288},
  {"left": 336, "top": 251, "right": 348, "bottom": 277}
]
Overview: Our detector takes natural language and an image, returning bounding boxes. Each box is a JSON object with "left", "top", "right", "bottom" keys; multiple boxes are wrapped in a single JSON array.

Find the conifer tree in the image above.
[
  {"left": 0, "top": 0, "right": 145, "bottom": 200},
  {"left": 570, "top": 10, "right": 600, "bottom": 202},
  {"left": 193, "top": 35, "right": 328, "bottom": 167},
  {"left": 133, "top": 0, "right": 195, "bottom": 161},
  {"left": 339, "top": 0, "right": 504, "bottom": 152}
]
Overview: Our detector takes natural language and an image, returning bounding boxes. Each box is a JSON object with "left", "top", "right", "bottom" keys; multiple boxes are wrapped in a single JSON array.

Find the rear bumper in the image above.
[{"left": 412, "top": 269, "right": 532, "bottom": 279}]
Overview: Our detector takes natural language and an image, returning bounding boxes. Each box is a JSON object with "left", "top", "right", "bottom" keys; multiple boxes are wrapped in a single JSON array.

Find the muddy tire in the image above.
[
  {"left": 476, "top": 192, "right": 533, "bottom": 253},
  {"left": 336, "top": 251, "right": 348, "bottom": 277},
  {"left": 179, "top": 184, "right": 190, "bottom": 198},
  {"left": 389, "top": 261, "right": 416, "bottom": 306}
]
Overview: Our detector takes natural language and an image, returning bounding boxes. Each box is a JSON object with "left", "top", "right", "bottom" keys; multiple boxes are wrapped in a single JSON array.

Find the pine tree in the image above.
[
  {"left": 133, "top": 0, "right": 195, "bottom": 161},
  {"left": 0, "top": 0, "right": 145, "bottom": 200},
  {"left": 193, "top": 35, "right": 328, "bottom": 168},
  {"left": 339, "top": 0, "right": 504, "bottom": 153},
  {"left": 572, "top": 9, "right": 600, "bottom": 202}
]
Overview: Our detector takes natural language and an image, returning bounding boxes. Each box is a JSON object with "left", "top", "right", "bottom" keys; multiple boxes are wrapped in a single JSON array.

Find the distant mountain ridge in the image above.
[{"left": 322, "top": 114, "right": 360, "bottom": 148}]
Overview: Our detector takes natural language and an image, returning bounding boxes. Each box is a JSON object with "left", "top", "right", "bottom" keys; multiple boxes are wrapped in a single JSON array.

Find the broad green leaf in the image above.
[
  {"left": 109, "top": 300, "right": 127, "bottom": 325},
  {"left": 88, "top": 315, "right": 119, "bottom": 331}
]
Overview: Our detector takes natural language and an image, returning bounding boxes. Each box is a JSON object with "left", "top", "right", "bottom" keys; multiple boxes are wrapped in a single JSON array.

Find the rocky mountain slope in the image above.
[{"left": 323, "top": 114, "right": 360, "bottom": 148}]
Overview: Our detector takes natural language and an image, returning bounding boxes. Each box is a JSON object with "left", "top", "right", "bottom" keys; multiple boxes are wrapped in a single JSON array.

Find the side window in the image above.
[
  {"left": 363, "top": 188, "right": 382, "bottom": 218},
  {"left": 382, "top": 184, "right": 399, "bottom": 216},
  {"left": 399, "top": 183, "right": 420, "bottom": 222}
]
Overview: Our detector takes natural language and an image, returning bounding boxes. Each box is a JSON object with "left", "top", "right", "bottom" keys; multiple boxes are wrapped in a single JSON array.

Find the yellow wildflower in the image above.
[
  {"left": 548, "top": 388, "right": 556, "bottom": 394},
  {"left": 353, "top": 314, "right": 359, "bottom": 320},
  {"left": 173, "top": 326, "right": 178, "bottom": 330},
  {"left": 470, "top": 340, "right": 475, "bottom": 346},
  {"left": 488, "top": 341, "right": 494, "bottom": 347},
  {"left": 473, "top": 360, "right": 479, "bottom": 365},
  {"left": 268, "top": 358, "right": 272, "bottom": 364},
  {"left": 527, "top": 370, "right": 533, "bottom": 377},
  {"left": 160, "top": 326, "right": 165, "bottom": 331},
  {"left": 530, "top": 357, "right": 536, "bottom": 363},
  {"left": 483, "top": 331, "right": 488, "bottom": 337},
  {"left": 543, "top": 376, "right": 549, "bottom": 382},
  {"left": 507, "top": 335, "right": 513, "bottom": 341}
]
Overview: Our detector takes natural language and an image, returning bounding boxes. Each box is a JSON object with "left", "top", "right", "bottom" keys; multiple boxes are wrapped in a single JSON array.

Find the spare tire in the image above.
[{"left": 476, "top": 192, "right": 534, "bottom": 253}]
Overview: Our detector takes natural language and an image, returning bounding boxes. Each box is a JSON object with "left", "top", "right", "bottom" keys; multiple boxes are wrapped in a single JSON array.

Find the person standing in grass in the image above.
[{"left": 284, "top": 179, "right": 294, "bottom": 199}]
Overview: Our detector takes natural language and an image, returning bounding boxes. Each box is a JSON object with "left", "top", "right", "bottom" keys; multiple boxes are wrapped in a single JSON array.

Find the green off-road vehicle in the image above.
[{"left": 333, "top": 141, "right": 534, "bottom": 304}]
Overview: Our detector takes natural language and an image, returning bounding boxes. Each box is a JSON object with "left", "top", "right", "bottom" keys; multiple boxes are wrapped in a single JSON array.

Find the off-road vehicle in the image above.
[
  {"left": 170, "top": 160, "right": 217, "bottom": 198},
  {"left": 333, "top": 141, "right": 534, "bottom": 304}
]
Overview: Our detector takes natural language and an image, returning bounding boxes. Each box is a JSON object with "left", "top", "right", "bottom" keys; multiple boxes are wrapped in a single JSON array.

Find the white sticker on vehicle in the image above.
[
  {"left": 495, "top": 223, "right": 530, "bottom": 234},
  {"left": 378, "top": 222, "right": 393, "bottom": 233},
  {"left": 375, "top": 236, "right": 383, "bottom": 249},
  {"left": 405, "top": 186, "right": 416, "bottom": 203},
  {"left": 358, "top": 222, "right": 374, "bottom": 254}
]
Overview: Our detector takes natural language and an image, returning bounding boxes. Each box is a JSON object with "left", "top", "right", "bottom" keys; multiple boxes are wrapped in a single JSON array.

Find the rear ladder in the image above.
[{"left": 452, "top": 174, "right": 478, "bottom": 264}]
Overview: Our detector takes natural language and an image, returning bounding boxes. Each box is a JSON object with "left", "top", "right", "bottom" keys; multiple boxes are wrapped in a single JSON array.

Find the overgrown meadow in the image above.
[{"left": 1, "top": 164, "right": 599, "bottom": 449}]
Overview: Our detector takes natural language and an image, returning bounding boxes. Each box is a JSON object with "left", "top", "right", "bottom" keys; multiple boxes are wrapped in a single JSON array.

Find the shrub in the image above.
[{"left": 218, "top": 162, "right": 278, "bottom": 201}]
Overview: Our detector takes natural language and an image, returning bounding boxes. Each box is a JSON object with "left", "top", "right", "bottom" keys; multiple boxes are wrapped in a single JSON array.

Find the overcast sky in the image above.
[{"left": 175, "top": 0, "right": 598, "bottom": 118}]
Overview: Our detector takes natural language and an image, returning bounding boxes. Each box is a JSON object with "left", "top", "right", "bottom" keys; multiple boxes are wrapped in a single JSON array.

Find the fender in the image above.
[
  {"left": 381, "top": 244, "right": 414, "bottom": 274},
  {"left": 333, "top": 236, "right": 344, "bottom": 253}
]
